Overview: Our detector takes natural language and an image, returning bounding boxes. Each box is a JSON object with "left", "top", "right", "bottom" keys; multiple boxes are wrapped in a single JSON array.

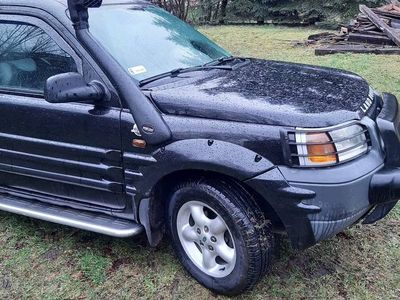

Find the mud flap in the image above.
[{"left": 139, "top": 197, "right": 163, "bottom": 247}]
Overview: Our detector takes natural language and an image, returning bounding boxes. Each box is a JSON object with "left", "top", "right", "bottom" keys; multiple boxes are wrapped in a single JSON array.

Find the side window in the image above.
[{"left": 0, "top": 21, "right": 77, "bottom": 92}]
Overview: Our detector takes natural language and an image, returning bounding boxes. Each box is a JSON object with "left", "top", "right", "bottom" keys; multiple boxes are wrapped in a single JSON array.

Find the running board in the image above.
[{"left": 0, "top": 195, "right": 143, "bottom": 238}]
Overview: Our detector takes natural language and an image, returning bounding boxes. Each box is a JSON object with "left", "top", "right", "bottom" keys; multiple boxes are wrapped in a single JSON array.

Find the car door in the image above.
[{"left": 0, "top": 14, "right": 127, "bottom": 210}]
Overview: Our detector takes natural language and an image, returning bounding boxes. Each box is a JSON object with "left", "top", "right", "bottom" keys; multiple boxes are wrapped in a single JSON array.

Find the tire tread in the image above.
[{"left": 168, "top": 177, "right": 274, "bottom": 295}]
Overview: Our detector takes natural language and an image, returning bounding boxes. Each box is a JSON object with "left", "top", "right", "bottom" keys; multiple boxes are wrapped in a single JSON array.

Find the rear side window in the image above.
[{"left": 0, "top": 21, "right": 77, "bottom": 92}]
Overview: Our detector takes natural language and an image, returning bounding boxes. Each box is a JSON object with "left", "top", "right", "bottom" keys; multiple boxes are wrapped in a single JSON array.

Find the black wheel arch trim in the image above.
[
  {"left": 129, "top": 139, "right": 276, "bottom": 245},
  {"left": 245, "top": 167, "right": 318, "bottom": 250},
  {"left": 130, "top": 139, "right": 276, "bottom": 199}
]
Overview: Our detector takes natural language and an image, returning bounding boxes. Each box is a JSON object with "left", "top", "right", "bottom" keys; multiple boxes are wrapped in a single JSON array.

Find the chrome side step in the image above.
[{"left": 0, "top": 195, "right": 143, "bottom": 238}]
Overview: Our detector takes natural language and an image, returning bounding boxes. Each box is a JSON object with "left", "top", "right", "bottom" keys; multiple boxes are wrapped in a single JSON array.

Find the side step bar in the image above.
[{"left": 0, "top": 195, "right": 143, "bottom": 238}]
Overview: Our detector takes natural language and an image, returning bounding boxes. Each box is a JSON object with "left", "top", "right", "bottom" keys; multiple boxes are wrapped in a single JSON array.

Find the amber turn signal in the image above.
[
  {"left": 132, "top": 139, "right": 146, "bottom": 148},
  {"left": 306, "top": 133, "right": 337, "bottom": 164}
]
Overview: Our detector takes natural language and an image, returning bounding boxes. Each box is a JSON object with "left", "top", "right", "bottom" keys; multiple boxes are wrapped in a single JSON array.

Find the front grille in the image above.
[
  {"left": 360, "top": 87, "right": 383, "bottom": 119},
  {"left": 360, "top": 97, "right": 373, "bottom": 114}
]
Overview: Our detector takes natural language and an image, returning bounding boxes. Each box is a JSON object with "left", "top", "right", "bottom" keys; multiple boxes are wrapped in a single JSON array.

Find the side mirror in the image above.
[{"left": 44, "top": 72, "right": 107, "bottom": 104}]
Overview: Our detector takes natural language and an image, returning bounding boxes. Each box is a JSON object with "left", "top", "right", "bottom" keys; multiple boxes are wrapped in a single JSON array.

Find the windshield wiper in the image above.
[
  {"left": 139, "top": 64, "right": 233, "bottom": 87},
  {"left": 203, "top": 55, "right": 247, "bottom": 67}
]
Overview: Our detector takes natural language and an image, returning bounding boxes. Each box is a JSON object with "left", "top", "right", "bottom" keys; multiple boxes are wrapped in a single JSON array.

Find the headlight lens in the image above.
[
  {"left": 329, "top": 125, "right": 368, "bottom": 161},
  {"left": 291, "top": 124, "right": 369, "bottom": 167}
]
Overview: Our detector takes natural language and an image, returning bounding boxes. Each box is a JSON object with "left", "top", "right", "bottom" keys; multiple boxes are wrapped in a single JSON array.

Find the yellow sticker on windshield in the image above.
[{"left": 128, "top": 65, "right": 147, "bottom": 75}]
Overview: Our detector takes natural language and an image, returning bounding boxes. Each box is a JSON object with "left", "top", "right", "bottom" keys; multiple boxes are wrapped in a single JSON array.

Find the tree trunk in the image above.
[
  {"left": 207, "top": 4, "right": 212, "bottom": 22},
  {"left": 219, "top": 0, "right": 228, "bottom": 24},
  {"left": 213, "top": 2, "right": 220, "bottom": 22},
  {"left": 257, "top": 17, "right": 265, "bottom": 25}
]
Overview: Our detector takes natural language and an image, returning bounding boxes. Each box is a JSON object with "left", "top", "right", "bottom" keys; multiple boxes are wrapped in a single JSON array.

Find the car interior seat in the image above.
[
  {"left": 0, "top": 58, "right": 37, "bottom": 89},
  {"left": 0, "top": 62, "right": 13, "bottom": 86}
]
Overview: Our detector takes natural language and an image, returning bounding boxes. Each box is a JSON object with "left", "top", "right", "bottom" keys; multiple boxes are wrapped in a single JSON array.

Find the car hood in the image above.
[{"left": 148, "top": 59, "right": 369, "bottom": 127}]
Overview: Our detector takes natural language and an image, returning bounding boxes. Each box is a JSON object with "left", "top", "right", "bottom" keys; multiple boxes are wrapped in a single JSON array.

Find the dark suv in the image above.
[{"left": 0, "top": 0, "right": 398, "bottom": 295}]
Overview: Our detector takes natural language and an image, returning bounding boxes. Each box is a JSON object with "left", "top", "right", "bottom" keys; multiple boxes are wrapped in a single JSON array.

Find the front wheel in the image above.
[{"left": 167, "top": 179, "right": 275, "bottom": 296}]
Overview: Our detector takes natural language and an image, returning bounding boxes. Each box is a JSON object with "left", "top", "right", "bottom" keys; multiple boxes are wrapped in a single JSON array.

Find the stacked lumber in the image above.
[{"left": 311, "top": 1, "right": 400, "bottom": 55}]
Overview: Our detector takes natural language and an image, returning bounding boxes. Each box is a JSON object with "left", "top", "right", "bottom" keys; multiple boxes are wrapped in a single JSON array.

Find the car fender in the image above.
[
  {"left": 129, "top": 138, "right": 274, "bottom": 246},
  {"left": 125, "top": 139, "right": 275, "bottom": 199}
]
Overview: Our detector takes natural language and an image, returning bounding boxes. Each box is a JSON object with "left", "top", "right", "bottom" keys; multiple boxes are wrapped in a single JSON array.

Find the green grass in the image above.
[{"left": 1, "top": 26, "right": 399, "bottom": 299}]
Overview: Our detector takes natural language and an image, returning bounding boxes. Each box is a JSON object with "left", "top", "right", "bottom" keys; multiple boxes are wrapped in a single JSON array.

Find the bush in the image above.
[
  {"left": 253, "top": 0, "right": 388, "bottom": 26},
  {"left": 153, "top": 0, "right": 388, "bottom": 26}
]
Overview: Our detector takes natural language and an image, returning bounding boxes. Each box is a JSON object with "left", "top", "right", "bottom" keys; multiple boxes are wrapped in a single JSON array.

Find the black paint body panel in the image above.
[
  {"left": 0, "top": 94, "right": 126, "bottom": 210},
  {"left": 149, "top": 59, "right": 369, "bottom": 127}
]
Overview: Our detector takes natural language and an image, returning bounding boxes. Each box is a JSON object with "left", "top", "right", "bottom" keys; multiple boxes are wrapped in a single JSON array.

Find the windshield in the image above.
[{"left": 89, "top": 5, "right": 230, "bottom": 81}]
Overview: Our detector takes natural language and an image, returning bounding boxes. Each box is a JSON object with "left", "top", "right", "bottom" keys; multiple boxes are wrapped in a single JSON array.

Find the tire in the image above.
[{"left": 166, "top": 178, "right": 275, "bottom": 296}]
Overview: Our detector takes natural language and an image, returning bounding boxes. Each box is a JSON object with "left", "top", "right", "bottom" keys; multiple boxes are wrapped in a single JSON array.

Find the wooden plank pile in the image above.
[{"left": 311, "top": 1, "right": 400, "bottom": 55}]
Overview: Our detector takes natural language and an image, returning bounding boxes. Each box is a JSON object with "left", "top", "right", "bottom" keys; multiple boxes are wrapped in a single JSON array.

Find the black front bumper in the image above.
[
  {"left": 365, "top": 92, "right": 400, "bottom": 223},
  {"left": 246, "top": 93, "right": 399, "bottom": 250},
  {"left": 365, "top": 167, "right": 399, "bottom": 224}
]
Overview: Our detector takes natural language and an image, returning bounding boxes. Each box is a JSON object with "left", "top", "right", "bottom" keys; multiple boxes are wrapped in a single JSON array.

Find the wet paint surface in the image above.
[{"left": 148, "top": 59, "right": 369, "bottom": 127}]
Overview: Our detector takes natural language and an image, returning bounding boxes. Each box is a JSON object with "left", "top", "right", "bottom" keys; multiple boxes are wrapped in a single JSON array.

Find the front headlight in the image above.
[{"left": 287, "top": 123, "right": 369, "bottom": 167}]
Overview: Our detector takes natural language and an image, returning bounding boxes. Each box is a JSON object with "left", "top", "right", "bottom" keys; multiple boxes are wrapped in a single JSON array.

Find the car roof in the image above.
[
  {"left": 0, "top": 0, "right": 151, "bottom": 9},
  {"left": 0, "top": 0, "right": 152, "bottom": 33},
  {"left": 0, "top": 0, "right": 152, "bottom": 19}
]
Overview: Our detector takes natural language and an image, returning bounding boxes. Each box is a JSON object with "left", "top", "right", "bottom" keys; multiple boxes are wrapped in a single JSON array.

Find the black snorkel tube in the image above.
[{"left": 67, "top": 0, "right": 171, "bottom": 144}]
